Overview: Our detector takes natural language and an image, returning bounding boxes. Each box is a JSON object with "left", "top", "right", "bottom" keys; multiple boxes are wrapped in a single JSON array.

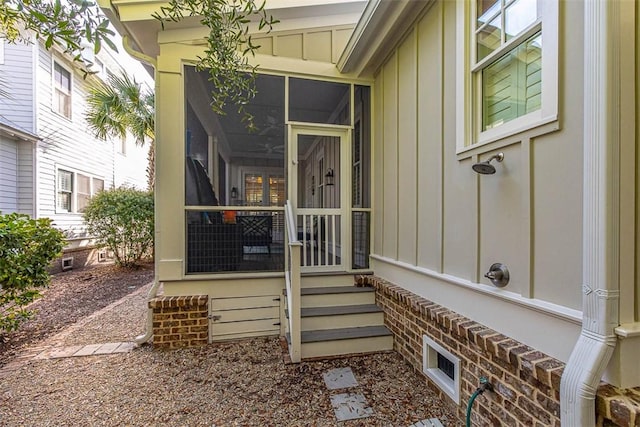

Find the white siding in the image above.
[
  {"left": 35, "top": 47, "right": 115, "bottom": 235},
  {"left": 0, "top": 43, "right": 35, "bottom": 133},
  {"left": 0, "top": 136, "right": 18, "bottom": 213},
  {"left": 16, "top": 140, "right": 34, "bottom": 215}
]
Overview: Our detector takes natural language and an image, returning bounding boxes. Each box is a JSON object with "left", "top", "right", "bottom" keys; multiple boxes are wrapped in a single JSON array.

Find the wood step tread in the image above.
[
  {"left": 300, "top": 325, "right": 392, "bottom": 343},
  {"left": 301, "top": 286, "right": 374, "bottom": 295},
  {"left": 301, "top": 304, "right": 382, "bottom": 317}
]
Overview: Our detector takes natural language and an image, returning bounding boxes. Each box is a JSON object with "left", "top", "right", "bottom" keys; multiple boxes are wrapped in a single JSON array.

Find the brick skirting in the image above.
[
  {"left": 364, "top": 276, "right": 640, "bottom": 427},
  {"left": 149, "top": 295, "right": 209, "bottom": 349}
]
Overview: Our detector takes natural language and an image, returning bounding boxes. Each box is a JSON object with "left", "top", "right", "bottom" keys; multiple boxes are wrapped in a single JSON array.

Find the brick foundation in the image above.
[
  {"left": 149, "top": 295, "right": 209, "bottom": 349},
  {"left": 365, "top": 276, "right": 640, "bottom": 427}
]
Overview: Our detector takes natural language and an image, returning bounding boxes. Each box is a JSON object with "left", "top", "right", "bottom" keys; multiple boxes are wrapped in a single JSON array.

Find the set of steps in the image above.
[{"left": 287, "top": 274, "right": 393, "bottom": 360}]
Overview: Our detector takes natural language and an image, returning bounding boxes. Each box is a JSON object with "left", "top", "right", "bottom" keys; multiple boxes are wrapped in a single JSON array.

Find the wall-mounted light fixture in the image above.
[
  {"left": 311, "top": 176, "right": 315, "bottom": 195},
  {"left": 325, "top": 168, "right": 335, "bottom": 186},
  {"left": 231, "top": 187, "right": 238, "bottom": 199}
]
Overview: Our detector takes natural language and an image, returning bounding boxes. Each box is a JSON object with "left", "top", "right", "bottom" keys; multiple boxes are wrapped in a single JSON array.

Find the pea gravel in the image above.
[{"left": 0, "top": 265, "right": 459, "bottom": 427}]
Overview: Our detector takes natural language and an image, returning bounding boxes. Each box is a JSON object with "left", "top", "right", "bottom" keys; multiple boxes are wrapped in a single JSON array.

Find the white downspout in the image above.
[{"left": 559, "top": 1, "right": 621, "bottom": 425}]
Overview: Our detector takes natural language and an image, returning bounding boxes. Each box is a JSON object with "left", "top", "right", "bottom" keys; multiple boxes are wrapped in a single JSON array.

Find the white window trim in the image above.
[
  {"left": 456, "top": 0, "right": 559, "bottom": 157},
  {"left": 51, "top": 59, "right": 73, "bottom": 120},
  {"left": 423, "top": 335, "right": 460, "bottom": 405},
  {"left": 55, "top": 166, "right": 104, "bottom": 214},
  {"left": 0, "top": 40, "right": 5, "bottom": 65}
]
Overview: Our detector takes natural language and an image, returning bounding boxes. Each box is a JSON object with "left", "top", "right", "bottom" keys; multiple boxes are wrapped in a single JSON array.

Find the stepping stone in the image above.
[
  {"left": 323, "top": 367, "right": 358, "bottom": 390},
  {"left": 93, "top": 342, "right": 123, "bottom": 355},
  {"left": 72, "top": 344, "right": 103, "bottom": 357},
  {"left": 330, "top": 392, "right": 374, "bottom": 421},
  {"left": 408, "top": 419, "right": 444, "bottom": 427},
  {"left": 112, "top": 342, "right": 136, "bottom": 353},
  {"left": 48, "top": 345, "right": 83, "bottom": 359}
]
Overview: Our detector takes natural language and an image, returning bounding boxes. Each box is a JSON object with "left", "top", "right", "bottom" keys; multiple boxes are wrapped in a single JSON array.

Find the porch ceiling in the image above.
[{"left": 186, "top": 67, "right": 350, "bottom": 160}]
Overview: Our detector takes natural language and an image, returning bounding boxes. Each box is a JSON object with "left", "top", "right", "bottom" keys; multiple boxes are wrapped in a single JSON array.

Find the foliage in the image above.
[
  {"left": 83, "top": 187, "right": 154, "bottom": 268},
  {"left": 0, "top": 213, "right": 65, "bottom": 334},
  {"left": 0, "top": 0, "right": 116, "bottom": 73},
  {"left": 85, "top": 70, "right": 155, "bottom": 189},
  {"left": 154, "top": 0, "right": 278, "bottom": 130}
]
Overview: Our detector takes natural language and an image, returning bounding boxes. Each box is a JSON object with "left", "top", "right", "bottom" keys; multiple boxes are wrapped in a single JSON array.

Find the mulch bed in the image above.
[{"left": 0, "top": 262, "right": 153, "bottom": 367}]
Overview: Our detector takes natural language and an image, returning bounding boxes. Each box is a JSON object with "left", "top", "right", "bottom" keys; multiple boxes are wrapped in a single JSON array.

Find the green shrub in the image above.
[
  {"left": 0, "top": 213, "right": 65, "bottom": 334},
  {"left": 83, "top": 187, "right": 154, "bottom": 268}
]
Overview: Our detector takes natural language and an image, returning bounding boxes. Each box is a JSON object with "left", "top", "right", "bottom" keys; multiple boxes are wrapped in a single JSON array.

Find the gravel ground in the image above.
[
  {"left": 0, "top": 263, "right": 460, "bottom": 426},
  {"left": 0, "top": 262, "right": 153, "bottom": 366}
]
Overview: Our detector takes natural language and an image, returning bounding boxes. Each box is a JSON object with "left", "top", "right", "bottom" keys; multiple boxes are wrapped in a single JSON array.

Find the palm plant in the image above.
[{"left": 85, "top": 70, "right": 155, "bottom": 189}]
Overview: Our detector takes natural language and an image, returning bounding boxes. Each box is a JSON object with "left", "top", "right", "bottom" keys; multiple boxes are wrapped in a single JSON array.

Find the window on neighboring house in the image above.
[
  {"left": 53, "top": 61, "right": 72, "bottom": 119},
  {"left": 244, "top": 174, "right": 263, "bottom": 206},
  {"left": 458, "top": 0, "right": 558, "bottom": 151},
  {"left": 57, "top": 169, "right": 104, "bottom": 213}
]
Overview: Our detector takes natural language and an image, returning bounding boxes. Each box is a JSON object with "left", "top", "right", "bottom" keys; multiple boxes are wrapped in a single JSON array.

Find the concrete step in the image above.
[
  {"left": 300, "top": 286, "right": 375, "bottom": 307},
  {"left": 296, "top": 325, "right": 393, "bottom": 359}
]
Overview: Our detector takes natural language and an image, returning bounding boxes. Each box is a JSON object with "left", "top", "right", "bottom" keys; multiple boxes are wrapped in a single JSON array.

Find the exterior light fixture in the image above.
[
  {"left": 325, "top": 168, "right": 335, "bottom": 186},
  {"left": 231, "top": 187, "right": 238, "bottom": 199}
]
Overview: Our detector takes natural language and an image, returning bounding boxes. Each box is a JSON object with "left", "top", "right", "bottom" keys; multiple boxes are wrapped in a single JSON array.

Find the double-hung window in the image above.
[
  {"left": 457, "top": 0, "right": 558, "bottom": 151},
  {"left": 53, "top": 61, "right": 72, "bottom": 119},
  {"left": 56, "top": 168, "right": 104, "bottom": 213}
]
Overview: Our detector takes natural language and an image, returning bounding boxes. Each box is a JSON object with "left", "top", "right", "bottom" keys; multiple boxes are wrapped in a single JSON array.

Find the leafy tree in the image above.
[
  {"left": 83, "top": 187, "right": 154, "bottom": 268},
  {"left": 86, "top": 70, "right": 155, "bottom": 189},
  {"left": 0, "top": 213, "right": 65, "bottom": 335},
  {"left": 1, "top": 0, "right": 116, "bottom": 72}
]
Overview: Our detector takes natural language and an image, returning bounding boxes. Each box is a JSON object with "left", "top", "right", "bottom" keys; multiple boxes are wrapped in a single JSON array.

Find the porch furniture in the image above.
[{"left": 236, "top": 215, "right": 273, "bottom": 255}]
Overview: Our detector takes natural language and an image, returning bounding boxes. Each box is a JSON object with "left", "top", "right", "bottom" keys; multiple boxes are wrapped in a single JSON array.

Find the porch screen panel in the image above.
[{"left": 289, "top": 78, "right": 350, "bottom": 125}]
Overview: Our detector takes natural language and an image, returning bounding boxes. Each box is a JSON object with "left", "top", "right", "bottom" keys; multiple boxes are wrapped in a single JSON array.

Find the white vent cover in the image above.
[
  {"left": 61, "top": 256, "right": 74, "bottom": 271},
  {"left": 423, "top": 335, "right": 460, "bottom": 404}
]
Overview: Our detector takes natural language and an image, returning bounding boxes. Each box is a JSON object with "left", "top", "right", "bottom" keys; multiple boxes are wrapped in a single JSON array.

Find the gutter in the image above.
[{"left": 560, "top": 2, "right": 621, "bottom": 424}]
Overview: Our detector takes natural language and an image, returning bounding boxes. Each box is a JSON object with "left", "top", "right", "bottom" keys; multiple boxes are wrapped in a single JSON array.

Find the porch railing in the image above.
[
  {"left": 284, "top": 201, "right": 302, "bottom": 363},
  {"left": 297, "top": 208, "right": 342, "bottom": 268}
]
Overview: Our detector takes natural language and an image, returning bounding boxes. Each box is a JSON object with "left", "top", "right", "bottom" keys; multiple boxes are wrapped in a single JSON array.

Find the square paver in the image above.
[
  {"left": 72, "top": 344, "right": 102, "bottom": 357},
  {"left": 323, "top": 367, "right": 358, "bottom": 390},
  {"left": 330, "top": 393, "right": 374, "bottom": 422},
  {"left": 48, "top": 345, "right": 83, "bottom": 359},
  {"left": 112, "top": 342, "right": 136, "bottom": 353},
  {"left": 93, "top": 342, "right": 123, "bottom": 355},
  {"left": 408, "top": 419, "right": 444, "bottom": 427}
]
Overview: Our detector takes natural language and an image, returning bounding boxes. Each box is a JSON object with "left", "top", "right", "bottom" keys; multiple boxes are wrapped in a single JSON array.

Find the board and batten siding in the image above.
[
  {"left": 34, "top": 46, "right": 115, "bottom": 234},
  {"left": 370, "top": 0, "right": 584, "bottom": 362}
]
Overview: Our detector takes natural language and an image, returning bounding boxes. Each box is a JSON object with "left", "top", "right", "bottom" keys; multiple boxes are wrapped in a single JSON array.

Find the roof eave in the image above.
[{"left": 337, "top": 0, "right": 434, "bottom": 77}]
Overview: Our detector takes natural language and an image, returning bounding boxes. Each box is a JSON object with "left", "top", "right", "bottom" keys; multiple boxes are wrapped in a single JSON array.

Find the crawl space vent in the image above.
[
  {"left": 423, "top": 335, "right": 460, "bottom": 404},
  {"left": 61, "top": 256, "right": 74, "bottom": 271}
]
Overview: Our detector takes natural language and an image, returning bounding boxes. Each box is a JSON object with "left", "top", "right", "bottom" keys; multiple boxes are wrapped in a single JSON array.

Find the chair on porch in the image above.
[{"left": 236, "top": 215, "right": 273, "bottom": 255}]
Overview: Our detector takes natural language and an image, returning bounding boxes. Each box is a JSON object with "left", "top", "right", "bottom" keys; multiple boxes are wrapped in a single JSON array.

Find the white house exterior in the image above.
[
  {"left": 99, "top": 0, "right": 640, "bottom": 425},
  {"left": 0, "top": 37, "right": 150, "bottom": 246}
]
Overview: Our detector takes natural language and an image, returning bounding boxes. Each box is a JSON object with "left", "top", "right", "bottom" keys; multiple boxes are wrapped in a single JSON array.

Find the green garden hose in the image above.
[{"left": 466, "top": 377, "right": 492, "bottom": 427}]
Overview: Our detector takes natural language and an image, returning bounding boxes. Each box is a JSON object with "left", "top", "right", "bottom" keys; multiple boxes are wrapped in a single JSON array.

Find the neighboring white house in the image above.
[{"left": 0, "top": 36, "right": 151, "bottom": 252}]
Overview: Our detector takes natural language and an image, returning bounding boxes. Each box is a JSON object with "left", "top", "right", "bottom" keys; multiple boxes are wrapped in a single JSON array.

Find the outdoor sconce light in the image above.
[
  {"left": 231, "top": 187, "right": 238, "bottom": 199},
  {"left": 311, "top": 176, "right": 315, "bottom": 195},
  {"left": 325, "top": 168, "right": 335, "bottom": 186}
]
